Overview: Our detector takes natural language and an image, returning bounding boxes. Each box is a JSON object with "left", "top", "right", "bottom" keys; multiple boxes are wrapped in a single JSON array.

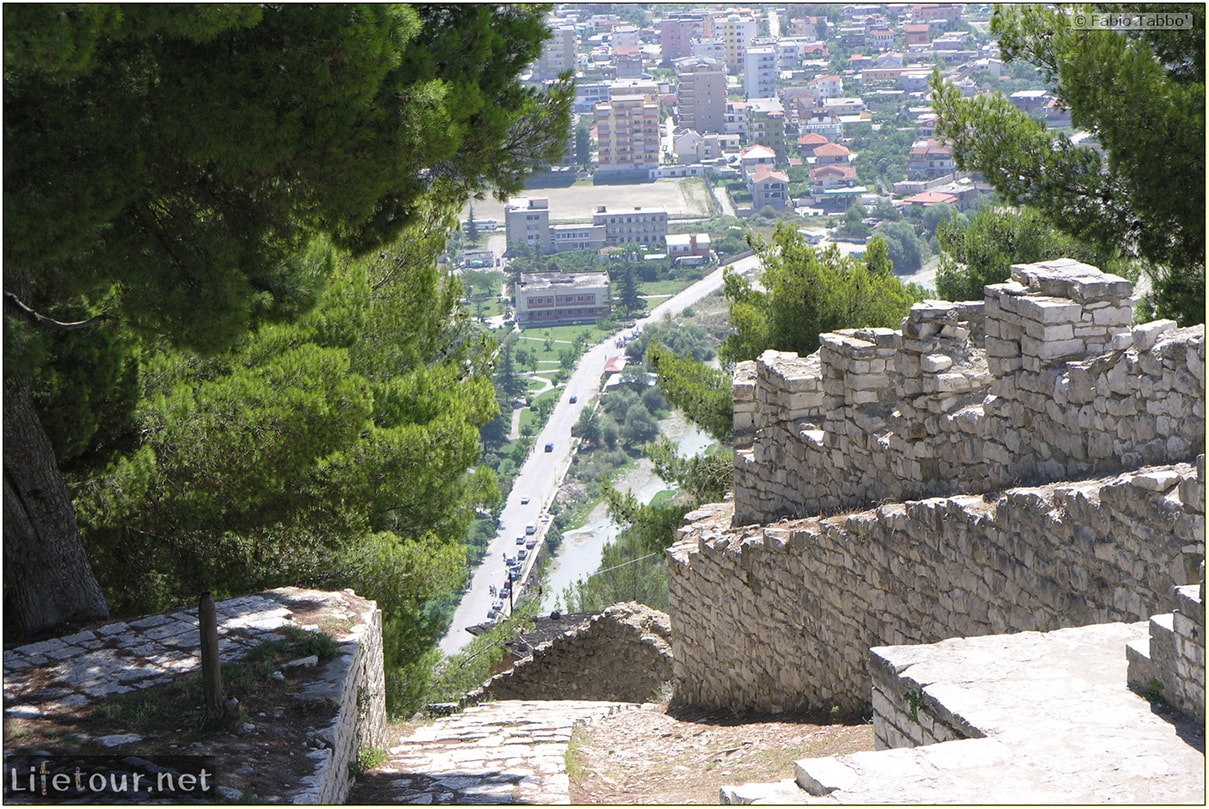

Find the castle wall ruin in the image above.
[{"left": 669, "top": 260, "right": 1205, "bottom": 714}]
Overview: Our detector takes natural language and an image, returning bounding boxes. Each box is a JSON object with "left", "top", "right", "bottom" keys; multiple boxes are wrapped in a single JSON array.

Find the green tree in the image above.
[
  {"left": 575, "top": 121, "right": 592, "bottom": 168},
  {"left": 721, "top": 225, "right": 923, "bottom": 363},
  {"left": 930, "top": 4, "right": 1205, "bottom": 324},
  {"left": 935, "top": 204, "right": 1130, "bottom": 302},
  {"left": 647, "top": 343, "right": 734, "bottom": 444},
  {"left": 4, "top": 3, "right": 572, "bottom": 637},
  {"left": 575, "top": 406, "right": 603, "bottom": 447},
  {"left": 620, "top": 402, "right": 660, "bottom": 447},
  {"left": 875, "top": 222, "right": 925, "bottom": 275}
]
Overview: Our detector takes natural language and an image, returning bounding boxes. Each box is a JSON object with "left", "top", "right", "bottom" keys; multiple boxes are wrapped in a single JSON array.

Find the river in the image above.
[{"left": 539, "top": 413, "right": 714, "bottom": 611}]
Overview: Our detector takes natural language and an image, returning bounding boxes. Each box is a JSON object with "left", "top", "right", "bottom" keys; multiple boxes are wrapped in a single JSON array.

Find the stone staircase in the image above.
[
  {"left": 346, "top": 699, "right": 636, "bottom": 804},
  {"left": 721, "top": 619, "right": 1206, "bottom": 804}
]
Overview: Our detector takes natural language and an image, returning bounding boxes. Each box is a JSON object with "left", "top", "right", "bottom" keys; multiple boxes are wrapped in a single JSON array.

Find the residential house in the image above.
[
  {"left": 809, "top": 163, "right": 859, "bottom": 204},
  {"left": 809, "top": 74, "right": 844, "bottom": 103},
  {"left": 906, "top": 138, "right": 955, "bottom": 180},
  {"left": 749, "top": 165, "right": 791, "bottom": 210},
  {"left": 724, "top": 100, "right": 750, "bottom": 140},
  {"left": 746, "top": 97, "right": 786, "bottom": 152},
  {"left": 868, "top": 27, "right": 894, "bottom": 51},
  {"left": 738, "top": 144, "right": 777, "bottom": 172},
  {"left": 812, "top": 142, "right": 852, "bottom": 167},
  {"left": 665, "top": 233, "right": 712, "bottom": 264},
  {"left": 911, "top": 3, "right": 963, "bottom": 23},
  {"left": 797, "top": 132, "right": 830, "bottom": 156},
  {"left": 901, "top": 190, "right": 959, "bottom": 209},
  {"left": 904, "top": 23, "right": 931, "bottom": 48},
  {"left": 515, "top": 272, "right": 611, "bottom": 327}
]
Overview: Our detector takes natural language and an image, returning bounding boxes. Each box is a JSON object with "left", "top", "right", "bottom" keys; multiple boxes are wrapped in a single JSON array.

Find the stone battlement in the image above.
[{"left": 733, "top": 259, "right": 1205, "bottom": 525}]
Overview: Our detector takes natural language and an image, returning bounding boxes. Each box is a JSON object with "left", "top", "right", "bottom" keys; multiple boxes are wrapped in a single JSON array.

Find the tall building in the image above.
[
  {"left": 675, "top": 56, "right": 728, "bottom": 134},
  {"left": 710, "top": 12, "right": 758, "bottom": 74},
  {"left": 533, "top": 23, "right": 577, "bottom": 81},
  {"left": 594, "top": 94, "right": 661, "bottom": 173},
  {"left": 659, "top": 12, "right": 709, "bottom": 63},
  {"left": 744, "top": 43, "right": 777, "bottom": 99},
  {"left": 504, "top": 198, "right": 551, "bottom": 253}
]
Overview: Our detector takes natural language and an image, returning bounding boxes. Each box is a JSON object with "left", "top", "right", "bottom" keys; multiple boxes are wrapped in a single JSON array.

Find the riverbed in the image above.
[{"left": 540, "top": 412, "right": 713, "bottom": 611}]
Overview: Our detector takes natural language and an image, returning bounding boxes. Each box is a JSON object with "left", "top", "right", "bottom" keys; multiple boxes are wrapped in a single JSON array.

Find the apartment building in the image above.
[
  {"left": 675, "top": 56, "right": 728, "bottom": 134},
  {"left": 907, "top": 138, "right": 956, "bottom": 180},
  {"left": 746, "top": 97, "right": 786, "bottom": 153},
  {"left": 659, "top": 12, "right": 710, "bottom": 62},
  {"left": 515, "top": 272, "right": 611, "bottom": 327},
  {"left": 710, "top": 12, "right": 758, "bottom": 74},
  {"left": 744, "top": 44, "right": 778, "bottom": 99},
  {"left": 595, "top": 94, "right": 661, "bottom": 173},
  {"left": 534, "top": 24, "right": 577, "bottom": 81},
  {"left": 504, "top": 197, "right": 552, "bottom": 253},
  {"left": 592, "top": 206, "right": 669, "bottom": 247}
]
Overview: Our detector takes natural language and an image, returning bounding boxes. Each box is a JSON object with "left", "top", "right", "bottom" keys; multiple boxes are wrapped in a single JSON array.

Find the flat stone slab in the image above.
[{"left": 724, "top": 622, "right": 1204, "bottom": 804}]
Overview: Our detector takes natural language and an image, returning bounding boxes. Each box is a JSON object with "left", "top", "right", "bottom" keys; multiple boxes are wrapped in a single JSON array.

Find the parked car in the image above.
[
  {"left": 509, "top": 569, "right": 520, "bottom": 581},
  {"left": 517, "top": 548, "right": 527, "bottom": 560},
  {"left": 492, "top": 600, "right": 504, "bottom": 611},
  {"left": 487, "top": 608, "right": 498, "bottom": 620},
  {"left": 516, "top": 536, "right": 526, "bottom": 545},
  {"left": 525, "top": 538, "right": 536, "bottom": 550}
]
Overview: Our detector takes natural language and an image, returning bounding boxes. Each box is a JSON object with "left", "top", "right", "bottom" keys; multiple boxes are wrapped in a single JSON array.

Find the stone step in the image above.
[
  {"left": 348, "top": 699, "right": 635, "bottom": 804},
  {"left": 721, "top": 622, "right": 1205, "bottom": 805},
  {"left": 1127, "top": 613, "right": 1175, "bottom": 694}
]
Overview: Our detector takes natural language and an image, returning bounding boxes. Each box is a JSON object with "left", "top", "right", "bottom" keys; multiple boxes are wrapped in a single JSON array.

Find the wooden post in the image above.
[{"left": 199, "top": 592, "right": 224, "bottom": 717}]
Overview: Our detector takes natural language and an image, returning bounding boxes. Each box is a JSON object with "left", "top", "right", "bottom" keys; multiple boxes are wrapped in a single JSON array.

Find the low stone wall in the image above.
[
  {"left": 667, "top": 460, "right": 1205, "bottom": 714},
  {"left": 733, "top": 260, "right": 1205, "bottom": 525},
  {"left": 2, "top": 587, "right": 385, "bottom": 804},
  {"left": 476, "top": 603, "right": 673, "bottom": 703}
]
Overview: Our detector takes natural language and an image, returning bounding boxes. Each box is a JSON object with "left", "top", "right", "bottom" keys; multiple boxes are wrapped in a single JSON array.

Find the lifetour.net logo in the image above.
[
  {"left": 4, "top": 754, "right": 216, "bottom": 804},
  {"left": 1067, "top": 11, "right": 1195, "bottom": 30}
]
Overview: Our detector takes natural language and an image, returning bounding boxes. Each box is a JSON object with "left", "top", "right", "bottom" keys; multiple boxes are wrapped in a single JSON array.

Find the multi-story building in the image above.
[
  {"left": 905, "top": 23, "right": 931, "bottom": 48},
  {"left": 504, "top": 197, "right": 552, "bottom": 254},
  {"left": 911, "top": 3, "right": 963, "bottom": 23},
  {"left": 744, "top": 44, "right": 778, "bottom": 99},
  {"left": 809, "top": 74, "right": 844, "bottom": 103},
  {"left": 515, "top": 272, "right": 611, "bottom": 327},
  {"left": 534, "top": 23, "right": 578, "bottom": 82},
  {"left": 710, "top": 11, "right": 758, "bottom": 74},
  {"left": 675, "top": 56, "right": 728, "bottom": 134},
  {"left": 549, "top": 223, "right": 607, "bottom": 253},
  {"left": 594, "top": 93, "right": 661, "bottom": 173},
  {"left": 907, "top": 138, "right": 955, "bottom": 180},
  {"left": 749, "top": 166, "right": 791, "bottom": 210},
  {"left": 659, "top": 12, "right": 710, "bottom": 63},
  {"left": 690, "top": 38, "right": 728, "bottom": 68},
  {"left": 746, "top": 97, "right": 786, "bottom": 152},
  {"left": 592, "top": 205, "right": 669, "bottom": 247}
]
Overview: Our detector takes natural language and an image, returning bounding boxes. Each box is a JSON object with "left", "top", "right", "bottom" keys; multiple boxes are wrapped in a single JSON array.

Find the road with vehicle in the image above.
[{"left": 438, "top": 252, "right": 761, "bottom": 656}]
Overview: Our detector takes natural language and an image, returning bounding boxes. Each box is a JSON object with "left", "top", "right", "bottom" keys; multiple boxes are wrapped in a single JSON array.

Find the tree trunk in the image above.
[{"left": 3, "top": 374, "right": 109, "bottom": 637}]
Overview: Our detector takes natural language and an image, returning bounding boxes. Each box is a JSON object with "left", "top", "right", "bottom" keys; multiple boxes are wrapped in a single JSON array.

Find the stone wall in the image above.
[
  {"left": 2, "top": 587, "right": 385, "bottom": 804},
  {"left": 667, "top": 459, "right": 1204, "bottom": 714},
  {"left": 732, "top": 260, "right": 1205, "bottom": 525},
  {"left": 475, "top": 603, "right": 673, "bottom": 703}
]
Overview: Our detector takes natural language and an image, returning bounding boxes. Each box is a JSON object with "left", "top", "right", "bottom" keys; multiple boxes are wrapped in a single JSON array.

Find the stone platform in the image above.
[{"left": 722, "top": 621, "right": 1205, "bottom": 804}]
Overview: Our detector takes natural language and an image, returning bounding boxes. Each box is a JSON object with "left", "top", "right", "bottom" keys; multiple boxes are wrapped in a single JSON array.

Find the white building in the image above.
[{"left": 515, "top": 272, "right": 611, "bottom": 327}]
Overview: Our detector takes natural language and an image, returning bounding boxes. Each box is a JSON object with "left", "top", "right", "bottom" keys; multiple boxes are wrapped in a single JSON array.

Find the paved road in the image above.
[{"left": 438, "top": 253, "right": 762, "bottom": 655}]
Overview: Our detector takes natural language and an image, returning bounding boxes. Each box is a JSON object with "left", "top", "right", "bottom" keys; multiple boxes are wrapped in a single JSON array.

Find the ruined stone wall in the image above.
[
  {"left": 2, "top": 588, "right": 385, "bottom": 804},
  {"left": 667, "top": 459, "right": 1204, "bottom": 714},
  {"left": 476, "top": 603, "right": 672, "bottom": 703},
  {"left": 732, "top": 260, "right": 1205, "bottom": 525}
]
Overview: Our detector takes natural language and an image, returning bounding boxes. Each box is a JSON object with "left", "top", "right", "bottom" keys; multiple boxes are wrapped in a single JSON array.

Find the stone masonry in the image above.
[
  {"left": 3, "top": 587, "right": 385, "bottom": 804},
  {"left": 732, "top": 259, "right": 1204, "bottom": 525},
  {"left": 669, "top": 260, "right": 1205, "bottom": 716},
  {"left": 474, "top": 603, "right": 673, "bottom": 703}
]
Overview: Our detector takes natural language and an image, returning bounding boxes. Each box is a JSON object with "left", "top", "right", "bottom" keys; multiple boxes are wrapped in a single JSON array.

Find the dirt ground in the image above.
[
  {"left": 567, "top": 701, "right": 875, "bottom": 804},
  {"left": 464, "top": 176, "right": 715, "bottom": 224}
]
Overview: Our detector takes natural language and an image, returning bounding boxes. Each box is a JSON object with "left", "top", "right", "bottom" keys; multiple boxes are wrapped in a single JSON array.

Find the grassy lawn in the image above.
[
  {"left": 640, "top": 278, "right": 697, "bottom": 298},
  {"left": 516, "top": 322, "right": 614, "bottom": 366}
]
